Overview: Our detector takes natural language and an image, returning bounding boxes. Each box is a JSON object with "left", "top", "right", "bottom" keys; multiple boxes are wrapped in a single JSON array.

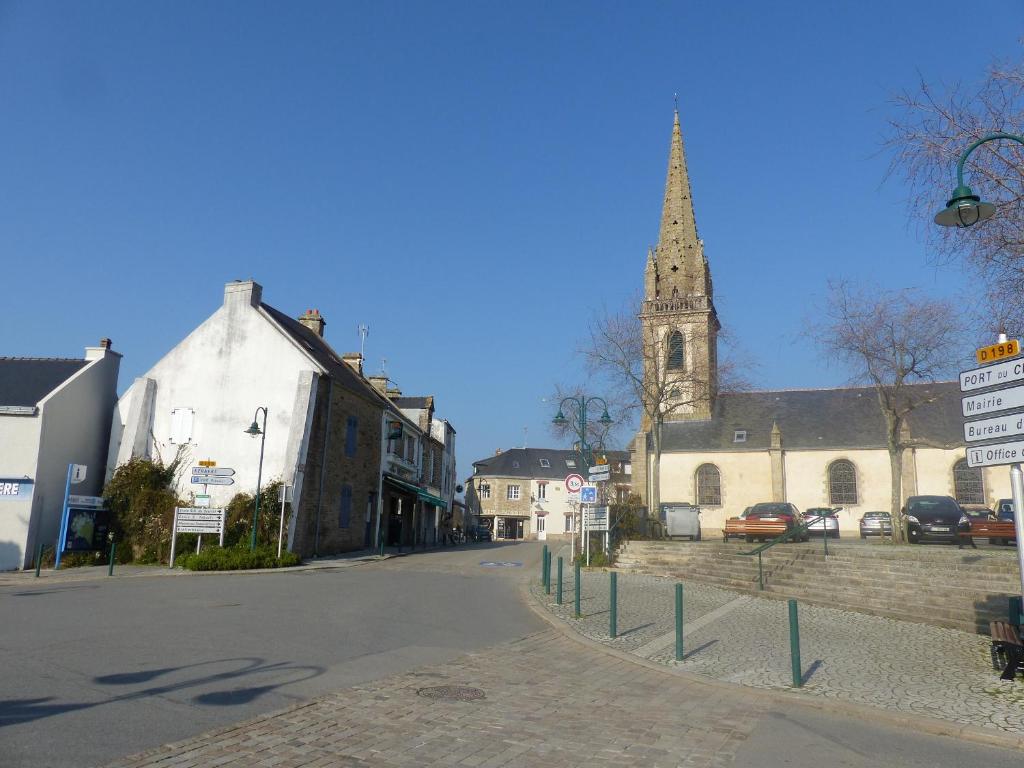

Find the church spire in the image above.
[{"left": 655, "top": 108, "right": 708, "bottom": 298}]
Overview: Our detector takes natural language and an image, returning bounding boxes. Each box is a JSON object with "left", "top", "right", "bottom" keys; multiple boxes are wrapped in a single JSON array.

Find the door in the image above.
[{"left": 537, "top": 516, "right": 547, "bottom": 541}]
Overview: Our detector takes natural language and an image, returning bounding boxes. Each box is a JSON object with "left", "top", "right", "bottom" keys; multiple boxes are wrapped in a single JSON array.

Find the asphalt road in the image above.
[{"left": 0, "top": 541, "right": 543, "bottom": 768}]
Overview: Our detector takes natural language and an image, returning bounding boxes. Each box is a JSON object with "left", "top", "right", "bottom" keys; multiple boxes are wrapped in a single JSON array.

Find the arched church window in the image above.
[
  {"left": 828, "top": 460, "right": 858, "bottom": 506},
  {"left": 667, "top": 331, "right": 685, "bottom": 370},
  {"left": 696, "top": 464, "right": 721, "bottom": 506},
  {"left": 953, "top": 459, "right": 984, "bottom": 505}
]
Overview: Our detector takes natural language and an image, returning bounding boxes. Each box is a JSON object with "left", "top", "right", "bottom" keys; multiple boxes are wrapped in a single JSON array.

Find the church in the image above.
[{"left": 630, "top": 112, "right": 1011, "bottom": 536}]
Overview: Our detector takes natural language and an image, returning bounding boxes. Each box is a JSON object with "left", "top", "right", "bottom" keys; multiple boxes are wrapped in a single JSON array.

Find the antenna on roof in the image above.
[
  {"left": 380, "top": 358, "right": 387, "bottom": 377},
  {"left": 357, "top": 324, "right": 369, "bottom": 358},
  {"left": 523, "top": 426, "right": 528, "bottom": 449}
]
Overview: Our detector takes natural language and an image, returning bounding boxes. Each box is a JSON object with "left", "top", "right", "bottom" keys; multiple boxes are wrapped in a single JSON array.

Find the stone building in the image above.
[
  {"left": 467, "top": 448, "right": 631, "bottom": 541},
  {"left": 0, "top": 340, "right": 121, "bottom": 569},
  {"left": 631, "top": 112, "right": 1006, "bottom": 536}
]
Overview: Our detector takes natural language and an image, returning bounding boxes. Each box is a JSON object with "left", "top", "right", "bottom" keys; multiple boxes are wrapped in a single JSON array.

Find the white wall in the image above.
[{"left": 0, "top": 415, "right": 43, "bottom": 570}]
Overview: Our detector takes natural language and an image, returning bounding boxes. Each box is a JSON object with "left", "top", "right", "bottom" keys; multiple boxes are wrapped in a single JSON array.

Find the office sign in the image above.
[
  {"left": 0, "top": 479, "right": 33, "bottom": 501},
  {"left": 961, "top": 384, "right": 1024, "bottom": 418},
  {"left": 966, "top": 440, "right": 1024, "bottom": 468},
  {"left": 67, "top": 494, "right": 105, "bottom": 508}
]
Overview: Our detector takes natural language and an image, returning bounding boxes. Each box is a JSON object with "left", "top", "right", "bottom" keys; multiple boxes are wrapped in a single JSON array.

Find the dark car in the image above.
[
  {"left": 904, "top": 495, "right": 963, "bottom": 544},
  {"left": 468, "top": 526, "right": 492, "bottom": 542},
  {"left": 859, "top": 511, "right": 892, "bottom": 539},
  {"left": 992, "top": 499, "right": 1017, "bottom": 545}
]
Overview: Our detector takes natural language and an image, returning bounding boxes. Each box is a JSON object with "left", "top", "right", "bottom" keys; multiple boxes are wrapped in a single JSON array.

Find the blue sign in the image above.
[
  {"left": 580, "top": 486, "right": 598, "bottom": 504},
  {"left": 0, "top": 479, "right": 33, "bottom": 502},
  {"left": 479, "top": 561, "right": 523, "bottom": 568}
]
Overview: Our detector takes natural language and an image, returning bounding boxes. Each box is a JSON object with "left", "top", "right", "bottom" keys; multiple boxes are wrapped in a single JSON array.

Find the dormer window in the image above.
[
  {"left": 565, "top": 459, "right": 576, "bottom": 469},
  {"left": 539, "top": 459, "right": 550, "bottom": 468},
  {"left": 733, "top": 430, "right": 747, "bottom": 443},
  {"left": 512, "top": 461, "right": 520, "bottom": 469}
]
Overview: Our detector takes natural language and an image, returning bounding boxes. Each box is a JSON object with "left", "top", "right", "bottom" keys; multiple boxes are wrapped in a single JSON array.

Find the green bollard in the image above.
[
  {"left": 541, "top": 544, "right": 548, "bottom": 583},
  {"left": 574, "top": 561, "right": 581, "bottom": 618},
  {"left": 788, "top": 599, "right": 802, "bottom": 688},
  {"left": 544, "top": 550, "right": 551, "bottom": 595},
  {"left": 675, "top": 583, "right": 684, "bottom": 661},
  {"left": 35, "top": 543, "right": 43, "bottom": 578},
  {"left": 108, "top": 542, "right": 116, "bottom": 576},
  {"left": 1010, "top": 595, "right": 1023, "bottom": 626},
  {"left": 610, "top": 571, "right": 618, "bottom": 639},
  {"left": 556, "top": 556, "right": 563, "bottom": 605}
]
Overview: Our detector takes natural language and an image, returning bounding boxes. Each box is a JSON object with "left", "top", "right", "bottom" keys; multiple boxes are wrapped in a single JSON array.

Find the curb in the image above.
[{"left": 518, "top": 580, "right": 1024, "bottom": 753}]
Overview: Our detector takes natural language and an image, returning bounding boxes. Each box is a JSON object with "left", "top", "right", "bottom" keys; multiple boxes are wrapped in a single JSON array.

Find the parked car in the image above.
[
  {"left": 858, "top": 511, "right": 892, "bottom": 539},
  {"left": 992, "top": 499, "right": 1017, "bottom": 545},
  {"left": 805, "top": 507, "right": 840, "bottom": 538},
  {"left": 743, "top": 502, "right": 807, "bottom": 543},
  {"left": 723, "top": 506, "right": 752, "bottom": 541},
  {"left": 468, "top": 526, "right": 492, "bottom": 542},
  {"left": 904, "top": 495, "right": 963, "bottom": 544}
]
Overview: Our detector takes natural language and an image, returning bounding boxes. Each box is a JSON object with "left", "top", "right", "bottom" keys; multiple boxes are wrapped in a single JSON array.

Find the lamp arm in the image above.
[{"left": 956, "top": 132, "right": 1024, "bottom": 189}]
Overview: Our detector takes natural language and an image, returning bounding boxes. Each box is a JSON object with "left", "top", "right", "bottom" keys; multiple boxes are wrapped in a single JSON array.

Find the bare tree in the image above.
[
  {"left": 580, "top": 296, "right": 751, "bottom": 516},
  {"left": 813, "top": 281, "right": 963, "bottom": 543},
  {"left": 885, "top": 61, "right": 1024, "bottom": 336}
]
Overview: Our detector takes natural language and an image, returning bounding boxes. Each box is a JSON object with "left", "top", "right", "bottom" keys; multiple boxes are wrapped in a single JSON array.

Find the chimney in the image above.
[
  {"left": 341, "top": 353, "right": 363, "bottom": 376},
  {"left": 224, "top": 280, "right": 263, "bottom": 308},
  {"left": 385, "top": 385, "right": 402, "bottom": 399},
  {"left": 85, "top": 337, "right": 116, "bottom": 361},
  {"left": 298, "top": 308, "right": 326, "bottom": 338},
  {"left": 99, "top": 338, "right": 112, "bottom": 349},
  {"left": 495, "top": 449, "right": 502, "bottom": 456},
  {"left": 367, "top": 375, "right": 389, "bottom": 394}
]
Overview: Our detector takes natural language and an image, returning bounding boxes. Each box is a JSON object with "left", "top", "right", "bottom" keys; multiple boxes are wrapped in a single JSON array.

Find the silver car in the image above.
[
  {"left": 805, "top": 507, "right": 840, "bottom": 538},
  {"left": 859, "top": 511, "right": 892, "bottom": 539}
]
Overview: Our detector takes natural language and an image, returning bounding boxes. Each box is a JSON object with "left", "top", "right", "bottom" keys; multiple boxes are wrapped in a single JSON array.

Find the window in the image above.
[
  {"left": 536, "top": 482, "right": 547, "bottom": 500},
  {"left": 507, "top": 485, "right": 520, "bottom": 500},
  {"left": 564, "top": 515, "right": 572, "bottom": 532},
  {"left": 345, "top": 416, "right": 358, "bottom": 457},
  {"left": 733, "top": 430, "right": 747, "bottom": 443},
  {"left": 170, "top": 408, "right": 194, "bottom": 444},
  {"left": 565, "top": 459, "right": 576, "bottom": 469},
  {"left": 667, "top": 331, "right": 685, "bottom": 370},
  {"left": 539, "top": 458, "right": 550, "bottom": 468},
  {"left": 479, "top": 483, "right": 491, "bottom": 499},
  {"left": 828, "top": 460, "right": 858, "bottom": 505},
  {"left": 953, "top": 459, "right": 984, "bottom": 504},
  {"left": 696, "top": 464, "right": 722, "bottom": 506},
  {"left": 338, "top": 484, "right": 353, "bottom": 528},
  {"left": 512, "top": 461, "right": 519, "bottom": 469}
]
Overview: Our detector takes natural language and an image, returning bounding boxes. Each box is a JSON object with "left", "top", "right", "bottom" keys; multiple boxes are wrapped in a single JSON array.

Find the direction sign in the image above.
[
  {"left": 67, "top": 494, "right": 105, "bottom": 508},
  {"left": 976, "top": 339, "right": 1020, "bottom": 365},
  {"left": 964, "top": 413, "right": 1024, "bottom": 443},
  {"left": 191, "top": 467, "right": 235, "bottom": 476},
  {"left": 580, "top": 485, "right": 598, "bottom": 504},
  {"left": 584, "top": 505, "right": 609, "bottom": 531},
  {"left": 960, "top": 357, "right": 1024, "bottom": 392},
  {"left": 565, "top": 474, "right": 584, "bottom": 493},
  {"left": 961, "top": 384, "right": 1024, "bottom": 418},
  {"left": 191, "top": 475, "right": 235, "bottom": 486},
  {"left": 589, "top": 465, "right": 610, "bottom": 481},
  {"left": 967, "top": 440, "right": 1024, "bottom": 468}
]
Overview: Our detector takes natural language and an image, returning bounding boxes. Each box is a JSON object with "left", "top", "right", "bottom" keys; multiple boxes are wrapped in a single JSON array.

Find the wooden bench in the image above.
[
  {"left": 989, "top": 620, "right": 1023, "bottom": 680},
  {"left": 743, "top": 520, "right": 789, "bottom": 540},
  {"left": 958, "top": 520, "right": 1017, "bottom": 548},
  {"left": 723, "top": 518, "right": 746, "bottom": 541}
]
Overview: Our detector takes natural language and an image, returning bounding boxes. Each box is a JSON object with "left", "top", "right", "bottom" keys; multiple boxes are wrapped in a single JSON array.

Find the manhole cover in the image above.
[{"left": 416, "top": 685, "right": 486, "bottom": 702}]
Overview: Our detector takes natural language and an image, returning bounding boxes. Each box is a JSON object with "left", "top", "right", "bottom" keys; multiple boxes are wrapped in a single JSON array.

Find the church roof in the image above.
[
  {"left": 472, "top": 447, "right": 631, "bottom": 480},
  {"left": 660, "top": 382, "right": 963, "bottom": 452}
]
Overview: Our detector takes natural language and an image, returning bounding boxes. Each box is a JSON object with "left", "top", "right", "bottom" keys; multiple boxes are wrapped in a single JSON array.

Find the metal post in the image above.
[
  {"left": 609, "top": 571, "right": 618, "bottom": 638},
  {"left": 574, "top": 561, "right": 581, "bottom": 618},
  {"left": 278, "top": 484, "right": 287, "bottom": 559},
  {"left": 108, "top": 542, "right": 116, "bottom": 576},
  {"left": 541, "top": 544, "right": 548, "bottom": 584},
  {"left": 1009, "top": 596, "right": 1023, "bottom": 626},
  {"left": 788, "top": 599, "right": 802, "bottom": 688},
  {"left": 55, "top": 463, "right": 74, "bottom": 570},
  {"left": 250, "top": 408, "right": 268, "bottom": 552},
  {"left": 34, "top": 542, "right": 43, "bottom": 577},
  {"left": 823, "top": 519, "right": 829, "bottom": 557},
  {"left": 556, "top": 556, "right": 563, "bottom": 605},
  {"left": 544, "top": 549, "right": 551, "bottom": 595},
  {"left": 757, "top": 551, "right": 764, "bottom": 590},
  {"left": 1009, "top": 463, "right": 1024, "bottom": 613},
  {"left": 675, "top": 583, "right": 684, "bottom": 661}
]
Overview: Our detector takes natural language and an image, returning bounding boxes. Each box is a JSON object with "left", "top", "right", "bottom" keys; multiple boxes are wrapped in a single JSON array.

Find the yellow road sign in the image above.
[
  {"left": 198, "top": 459, "right": 217, "bottom": 467},
  {"left": 976, "top": 339, "right": 1020, "bottom": 365}
]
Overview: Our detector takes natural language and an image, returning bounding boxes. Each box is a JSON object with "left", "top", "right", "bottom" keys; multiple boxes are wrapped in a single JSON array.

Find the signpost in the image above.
[
  {"left": 580, "top": 485, "right": 598, "bottom": 504},
  {"left": 564, "top": 474, "right": 584, "bottom": 493},
  {"left": 190, "top": 475, "right": 234, "bottom": 486},
  {"left": 55, "top": 463, "right": 88, "bottom": 569},
  {"left": 961, "top": 336, "right": 1024, "bottom": 615},
  {"left": 169, "top": 507, "right": 225, "bottom": 567},
  {"left": 588, "top": 464, "right": 610, "bottom": 482}
]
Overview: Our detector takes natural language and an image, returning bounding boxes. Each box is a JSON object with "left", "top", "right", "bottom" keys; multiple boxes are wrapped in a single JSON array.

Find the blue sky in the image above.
[{"left": 0, "top": 2, "right": 1020, "bottom": 477}]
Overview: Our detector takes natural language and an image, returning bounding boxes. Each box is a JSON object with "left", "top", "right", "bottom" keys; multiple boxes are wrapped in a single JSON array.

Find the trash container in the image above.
[{"left": 662, "top": 503, "right": 701, "bottom": 541}]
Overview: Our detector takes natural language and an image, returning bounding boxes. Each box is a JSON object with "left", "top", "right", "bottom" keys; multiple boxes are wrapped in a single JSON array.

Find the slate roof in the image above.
[
  {"left": 260, "top": 303, "right": 389, "bottom": 405},
  {"left": 393, "top": 396, "right": 432, "bottom": 409},
  {"left": 660, "top": 382, "right": 963, "bottom": 452},
  {"left": 0, "top": 358, "right": 89, "bottom": 408},
  {"left": 472, "top": 447, "right": 631, "bottom": 480}
]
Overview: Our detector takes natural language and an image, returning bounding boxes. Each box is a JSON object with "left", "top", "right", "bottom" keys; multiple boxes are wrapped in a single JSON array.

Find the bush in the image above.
[
  {"left": 573, "top": 548, "right": 615, "bottom": 568},
  {"left": 223, "top": 481, "right": 291, "bottom": 549},
  {"left": 103, "top": 456, "right": 186, "bottom": 562},
  {"left": 175, "top": 544, "right": 301, "bottom": 571}
]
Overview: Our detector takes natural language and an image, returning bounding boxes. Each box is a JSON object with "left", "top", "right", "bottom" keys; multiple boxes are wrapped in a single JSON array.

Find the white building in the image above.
[{"left": 0, "top": 340, "right": 121, "bottom": 569}]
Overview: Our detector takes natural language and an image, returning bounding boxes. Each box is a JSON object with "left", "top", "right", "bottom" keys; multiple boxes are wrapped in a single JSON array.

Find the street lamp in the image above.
[
  {"left": 935, "top": 132, "right": 1024, "bottom": 624},
  {"left": 934, "top": 132, "right": 1023, "bottom": 228},
  {"left": 244, "top": 407, "right": 269, "bottom": 552}
]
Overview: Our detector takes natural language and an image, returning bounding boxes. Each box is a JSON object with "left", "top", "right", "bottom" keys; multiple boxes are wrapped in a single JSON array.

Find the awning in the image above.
[
  {"left": 417, "top": 489, "right": 448, "bottom": 509},
  {"left": 383, "top": 475, "right": 447, "bottom": 509}
]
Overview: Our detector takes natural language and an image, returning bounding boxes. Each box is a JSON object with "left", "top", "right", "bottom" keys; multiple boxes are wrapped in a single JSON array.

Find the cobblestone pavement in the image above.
[
  {"left": 105, "top": 629, "right": 765, "bottom": 768},
  {"left": 532, "top": 564, "right": 1024, "bottom": 734}
]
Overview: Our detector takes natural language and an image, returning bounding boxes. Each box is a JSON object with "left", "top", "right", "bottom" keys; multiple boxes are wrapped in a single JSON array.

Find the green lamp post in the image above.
[
  {"left": 244, "top": 407, "right": 269, "bottom": 551},
  {"left": 934, "top": 132, "right": 1023, "bottom": 228},
  {"left": 552, "top": 396, "right": 612, "bottom": 469}
]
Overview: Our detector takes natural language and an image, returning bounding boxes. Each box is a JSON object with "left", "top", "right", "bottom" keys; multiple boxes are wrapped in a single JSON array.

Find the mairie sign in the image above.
[{"left": 961, "top": 384, "right": 1024, "bottom": 418}]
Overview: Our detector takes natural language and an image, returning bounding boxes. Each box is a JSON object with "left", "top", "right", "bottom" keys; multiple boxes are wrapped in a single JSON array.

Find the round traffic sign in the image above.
[{"left": 565, "top": 474, "right": 584, "bottom": 493}]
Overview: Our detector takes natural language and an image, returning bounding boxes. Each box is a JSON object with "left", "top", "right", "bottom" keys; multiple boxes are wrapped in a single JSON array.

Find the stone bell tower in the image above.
[{"left": 640, "top": 110, "right": 720, "bottom": 426}]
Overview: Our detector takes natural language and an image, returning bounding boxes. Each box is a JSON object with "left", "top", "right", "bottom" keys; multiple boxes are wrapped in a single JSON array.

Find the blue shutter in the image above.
[
  {"left": 339, "top": 485, "right": 353, "bottom": 528},
  {"left": 345, "top": 417, "right": 358, "bottom": 457}
]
